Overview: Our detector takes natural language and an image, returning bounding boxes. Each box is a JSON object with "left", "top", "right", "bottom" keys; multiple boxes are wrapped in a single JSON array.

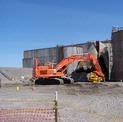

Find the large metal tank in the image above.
[
  {"left": 63, "top": 46, "right": 83, "bottom": 75},
  {"left": 111, "top": 27, "right": 123, "bottom": 81},
  {"left": 23, "top": 47, "right": 57, "bottom": 67},
  {"left": 24, "top": 50, "right": 36, "bottom": 59},
  {"left": 23, "top": 58, "right": 33, "bottom": 68}
]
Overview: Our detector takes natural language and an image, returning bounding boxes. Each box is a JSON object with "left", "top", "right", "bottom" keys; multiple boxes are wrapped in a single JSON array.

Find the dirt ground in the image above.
[{"left": 0, "top": 82, "right": 123, "bottom": 122}]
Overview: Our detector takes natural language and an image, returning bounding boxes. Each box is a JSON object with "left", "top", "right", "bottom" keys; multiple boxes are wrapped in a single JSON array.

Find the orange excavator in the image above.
[{"left": 32, "top": 53, "right": 104, "bottom": 84}]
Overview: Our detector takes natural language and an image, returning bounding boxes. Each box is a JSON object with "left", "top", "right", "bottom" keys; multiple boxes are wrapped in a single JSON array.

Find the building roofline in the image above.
[{"left": 24, "top": 39, "right": 111, "bottom": 52}]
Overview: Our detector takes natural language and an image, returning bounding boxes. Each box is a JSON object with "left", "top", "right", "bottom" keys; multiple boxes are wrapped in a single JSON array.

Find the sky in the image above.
[{"left": 0, "top": 0, "right": 123, "bottom": 67}]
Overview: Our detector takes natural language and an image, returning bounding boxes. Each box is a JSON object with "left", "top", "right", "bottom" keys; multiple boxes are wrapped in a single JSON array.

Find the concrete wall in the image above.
[
  {"left": 111, "top": 29, "right": 123, "bottom": 81},
  {"left": 23, "top": 58, "right": 33, "bottom": 68},
  {"left": 63, "top": 46, "right": 83, "bottom": 75},
  {"left": 23, "top": 47, "right": 57, "bottom": 67}
]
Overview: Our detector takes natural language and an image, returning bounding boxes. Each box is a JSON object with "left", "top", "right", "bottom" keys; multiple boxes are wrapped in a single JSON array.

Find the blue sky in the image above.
[{"left": 0, "top": 0, "right": 123, "bottom": 67}]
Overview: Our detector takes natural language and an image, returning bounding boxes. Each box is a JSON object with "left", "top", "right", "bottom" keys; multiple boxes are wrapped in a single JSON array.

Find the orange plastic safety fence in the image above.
[{"left": 0, "top": 108, "right": 55, "bottom": 122}]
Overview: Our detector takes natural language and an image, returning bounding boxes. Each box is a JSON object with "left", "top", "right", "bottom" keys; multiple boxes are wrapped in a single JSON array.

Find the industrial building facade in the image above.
[
  {"left": 111, "top": 28, "right": 123, "bottom": 81},
  {"left": 23, "top": 42, "right": 111, "bottom": 66},
  {"left": 23, "top": 28, "right": 123, "bottom": 81},
  {"left": 23, "top": 43, "right": 91, "bottom": 68},
  {"left": 23, "top": 47, "right": 57, "bottom": 67}
]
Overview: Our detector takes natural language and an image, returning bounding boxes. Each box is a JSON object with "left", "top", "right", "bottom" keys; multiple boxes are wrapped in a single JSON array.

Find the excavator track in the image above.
[
  {"left": 34, "top": 77, "right": 74, "bottom": 85},
  {"left": 62, "top": 76, "right": 74, "bottom": 84},
  {"left": 35, "top": 78, "right": 59, "bottom": 85},
  {"left": 53, "top": 78, "right": 64, "bottom": 84}
]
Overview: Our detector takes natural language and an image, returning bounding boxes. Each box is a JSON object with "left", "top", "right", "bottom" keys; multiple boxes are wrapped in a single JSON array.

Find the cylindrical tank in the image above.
[
  {"left": 23, "top": 58, "right": 33, "bottom": 68},
  {"left": 111, "top": 28, "right": 123, "bottom": 81}
]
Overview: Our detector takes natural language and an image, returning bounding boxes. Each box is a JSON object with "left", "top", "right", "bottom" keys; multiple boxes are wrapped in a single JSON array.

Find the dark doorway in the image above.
[{"left": 98, "top": 55, "right": 109, "bottom": 81}]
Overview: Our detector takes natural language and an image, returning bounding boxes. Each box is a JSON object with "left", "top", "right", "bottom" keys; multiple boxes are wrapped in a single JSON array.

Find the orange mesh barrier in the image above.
[{"left": 0, "top": 108, "right": 56, "bottom": 122}]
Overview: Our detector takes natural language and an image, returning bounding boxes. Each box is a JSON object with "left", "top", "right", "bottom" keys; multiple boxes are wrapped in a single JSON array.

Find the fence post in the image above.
[
  {"left": 0, "top": 78, "right": 1, "bottom": 88},
  {"left": 30, "top": 78, "right": 36, "bottom": 90},
  {"left": 54, "top": 91, "right": 58, "bottom": 122}
]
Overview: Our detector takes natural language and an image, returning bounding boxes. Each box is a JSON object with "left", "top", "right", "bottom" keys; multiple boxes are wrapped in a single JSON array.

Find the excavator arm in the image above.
[{"left": 56, "top": 54, "right": 104, "bottom": 77}]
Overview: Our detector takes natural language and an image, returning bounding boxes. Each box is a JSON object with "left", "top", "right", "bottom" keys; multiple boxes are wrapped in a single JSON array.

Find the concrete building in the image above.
[
  {"left": 23, "top": 28, "right": 123, "bottom": 81},
  {"left": 23, "top": 41, "right": 111, "bottom": 65},
  {"left": 23, "top": 43, "right": 93, "bottom": 68},
  {"left": 111, "top": 27, "right": 123, "bottom": 81},
  {"left": 23, "top": 47, "right": 57, "bottom": 67}
]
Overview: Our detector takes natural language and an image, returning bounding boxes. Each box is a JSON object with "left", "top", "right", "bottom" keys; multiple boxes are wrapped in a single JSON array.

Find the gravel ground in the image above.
[{"left": 0, "top": 82, "right": 123, "bottom": 122}]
